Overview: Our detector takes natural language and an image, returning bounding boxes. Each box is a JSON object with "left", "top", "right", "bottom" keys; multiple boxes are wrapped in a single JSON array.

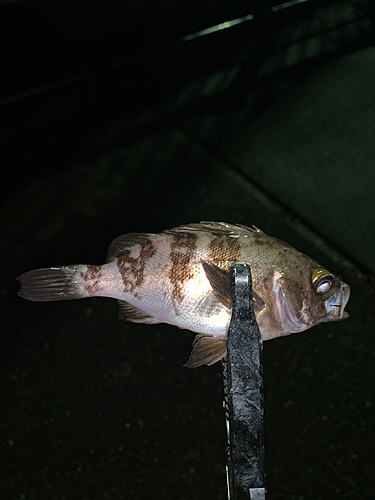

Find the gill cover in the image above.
[{"left": 273, "top": 271, "right": 306, "bottom": 333}]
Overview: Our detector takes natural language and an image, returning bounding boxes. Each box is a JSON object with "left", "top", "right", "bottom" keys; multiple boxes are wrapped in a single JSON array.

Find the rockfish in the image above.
[{"left": 18, "top": 222, "right": 350, "bottom": 367}]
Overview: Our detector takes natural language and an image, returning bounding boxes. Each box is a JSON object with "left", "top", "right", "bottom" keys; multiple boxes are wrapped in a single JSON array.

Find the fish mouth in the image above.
[{"left": 324, "top": 283, "right": 350, "bottom": 321}]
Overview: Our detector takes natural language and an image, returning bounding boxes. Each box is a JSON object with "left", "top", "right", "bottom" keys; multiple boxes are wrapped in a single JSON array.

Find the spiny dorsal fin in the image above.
[
  {"left": 164, "top": 221, "right": 265, "bottom": 237},
  {"left": 117, "top": 300, "right": 161, "bottom": 324},
  {"left": 202, "top": 261, "right": 266, "bottom": 313},
  {"left": 107, "top": 223, "right": 265, "bottom": 262},
  {"left": 184, "top": 333, "right": 227, "bottom": 368},
  {"left": 106, "top": 233, "right": 155, "bottom": 262}
]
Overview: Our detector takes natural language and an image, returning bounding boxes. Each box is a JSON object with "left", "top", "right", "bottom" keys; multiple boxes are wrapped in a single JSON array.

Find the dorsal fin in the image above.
[
  {"left": 106, "top": 233, "right": 155, "bottom": 262},
  {"left": 184, "top": 333, "right": 227, "bottom": 368},
  {"left": 117, "top": 300, "right": 161, "bottom": 324},
  {"left": 163, "top": 221, "right": 266, "bottom": 237}
]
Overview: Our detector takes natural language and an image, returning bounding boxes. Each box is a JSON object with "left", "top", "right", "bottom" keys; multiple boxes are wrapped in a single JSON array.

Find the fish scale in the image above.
[{"left": 17, "top": 222, "right": 350, "bottom": 367}]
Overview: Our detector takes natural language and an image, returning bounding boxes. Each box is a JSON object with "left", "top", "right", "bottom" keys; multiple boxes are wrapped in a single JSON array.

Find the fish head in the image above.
[
  {"left": 308, "top": 267, "right": 350, "bottom": 323},
  {"left": 269, "top": 262, "right": 350, "bottom": 337}
]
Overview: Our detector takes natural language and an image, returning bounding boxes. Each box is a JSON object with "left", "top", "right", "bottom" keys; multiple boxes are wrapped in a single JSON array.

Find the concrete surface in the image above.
[{"left": 1, "top": 3, "right": 375, "bottom": 500}]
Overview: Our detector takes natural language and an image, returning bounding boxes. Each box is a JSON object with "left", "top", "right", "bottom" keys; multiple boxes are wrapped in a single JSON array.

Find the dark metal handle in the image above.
[{"left": 222, "top": 264, "right": 266, "bottom": 500}]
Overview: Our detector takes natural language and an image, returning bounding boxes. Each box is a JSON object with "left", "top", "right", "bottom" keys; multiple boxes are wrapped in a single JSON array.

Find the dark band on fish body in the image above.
[
  {"left": 80, "top": 265, "right": 103, "bottom": 295},
  {"left": 117, "top": 240, "right": 157, "bottom": 293},
  {"left": 209, "top": 234, "right": 242, "bottom": 264},
  {"left": 169, "top": 232, "right": 198, "bottom": 313}
]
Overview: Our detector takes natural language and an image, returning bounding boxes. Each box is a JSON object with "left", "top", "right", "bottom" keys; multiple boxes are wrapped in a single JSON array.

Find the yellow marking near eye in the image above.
[{"left": 312, "top": 268, "right": 332, "bottom": 284}]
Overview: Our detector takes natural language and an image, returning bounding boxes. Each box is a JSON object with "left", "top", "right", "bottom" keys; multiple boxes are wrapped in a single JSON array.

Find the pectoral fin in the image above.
[
  {"left": 184, "top": 333, "right": 227, "bottom": 368},
  {"left": 202, "top": 261, "right": 265, "bottom": 313},
  {"left": 202, "top": 261, "right": 232, "bottom": 309}
]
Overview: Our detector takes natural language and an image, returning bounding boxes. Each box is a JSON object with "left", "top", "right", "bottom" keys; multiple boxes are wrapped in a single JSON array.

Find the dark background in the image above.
[{"left": 1, "top": 0, "right": 375, "bottom": 499}]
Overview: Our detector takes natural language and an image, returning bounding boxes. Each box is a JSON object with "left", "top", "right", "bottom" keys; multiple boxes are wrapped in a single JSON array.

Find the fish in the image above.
[{"left": 17, "top": 222, "right": 350, "bottom": 368}]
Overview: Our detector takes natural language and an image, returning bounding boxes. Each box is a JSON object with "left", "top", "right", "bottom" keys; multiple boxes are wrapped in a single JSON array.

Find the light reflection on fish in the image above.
[{"left": 18, "top": 222, "right": 350, "bottom": 368}]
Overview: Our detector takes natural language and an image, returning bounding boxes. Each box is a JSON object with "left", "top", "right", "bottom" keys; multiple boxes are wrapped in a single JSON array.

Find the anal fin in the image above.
[
  {"left": 184, "top": 333, "right": 227, "bottom": 368},
  {"left": 117, "top": 300, "right": 161, "bottom": 325}
]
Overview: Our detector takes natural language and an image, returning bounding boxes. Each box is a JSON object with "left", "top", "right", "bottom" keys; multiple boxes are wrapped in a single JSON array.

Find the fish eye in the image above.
[
  {"left": 312, "top": 268, "right": 334, "bottom": 295},
  {"left": 316, "top": 279, "right": 331, "bottom": 294}
]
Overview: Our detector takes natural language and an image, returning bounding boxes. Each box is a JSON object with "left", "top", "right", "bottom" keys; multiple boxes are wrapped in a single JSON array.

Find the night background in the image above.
[{"left": 1, "top": 0, "right": 375, "bottom": 498}]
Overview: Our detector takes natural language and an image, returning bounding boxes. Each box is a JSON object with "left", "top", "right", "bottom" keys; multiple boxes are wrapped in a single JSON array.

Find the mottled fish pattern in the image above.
[{"left": 18, "top": 222, "right": 350, "bottom": 367}]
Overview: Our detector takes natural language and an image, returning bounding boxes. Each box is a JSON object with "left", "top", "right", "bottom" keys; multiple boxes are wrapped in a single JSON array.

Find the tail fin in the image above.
[{"left": 17, "top": 266, "right": 84, "bottom": 302}]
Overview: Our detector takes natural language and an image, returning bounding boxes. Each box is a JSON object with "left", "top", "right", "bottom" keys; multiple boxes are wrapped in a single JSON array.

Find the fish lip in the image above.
[
  {"left": 340, "top": 283, "right": 350, "bottom": 317},
  {"left": 324, "top": 283, "right": 350, "bottom": 320}
]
